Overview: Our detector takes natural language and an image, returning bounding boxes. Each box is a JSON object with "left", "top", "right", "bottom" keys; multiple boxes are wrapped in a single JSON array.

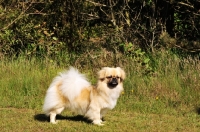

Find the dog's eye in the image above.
[
  {"left": 116, "top": 76, "right": 120, "bottom": 79},
  {"left": 106, "top": 76, "right": 112, "bottom": 79}
]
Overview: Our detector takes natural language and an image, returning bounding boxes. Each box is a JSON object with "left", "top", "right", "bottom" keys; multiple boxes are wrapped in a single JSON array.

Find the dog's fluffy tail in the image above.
[{"left": 43, "top": 67, "right": 91, "bottom": 115}]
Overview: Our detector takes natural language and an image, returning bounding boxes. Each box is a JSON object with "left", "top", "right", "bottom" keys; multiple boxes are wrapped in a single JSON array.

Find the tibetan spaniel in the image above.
[{"left": 43, "top": 67, "right": 125, "bottom": 125}]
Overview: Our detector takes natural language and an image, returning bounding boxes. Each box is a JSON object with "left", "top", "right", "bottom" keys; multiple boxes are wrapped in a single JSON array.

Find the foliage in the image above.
[
  {"left": 0, "top": 0, "right": 200, "bottom": 57},
  {"left": 0, "top": 3, "right": 65, "bottom": 57},
  {"left": 120, "top": 42, "right": 152, "bottom": 74}
]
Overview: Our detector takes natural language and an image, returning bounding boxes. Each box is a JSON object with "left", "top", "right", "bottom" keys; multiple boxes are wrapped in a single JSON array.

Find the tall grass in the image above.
[
  {"left": 1, "top": 50, "right": 200, "bottom": 115},
  {"left": 0, "top": 57, "right": 64, "bottom": 109},
  {"left": 119, "top": 50, "right": 200, "bottom": 115}
]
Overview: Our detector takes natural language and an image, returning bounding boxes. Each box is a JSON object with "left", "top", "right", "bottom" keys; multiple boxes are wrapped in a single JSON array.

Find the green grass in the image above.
[
  {"left": 1, "top": 51, "right": 200, "bottom": 131},
  {"left": 1, "top": 108, "right": 200, "bottom": 132}
]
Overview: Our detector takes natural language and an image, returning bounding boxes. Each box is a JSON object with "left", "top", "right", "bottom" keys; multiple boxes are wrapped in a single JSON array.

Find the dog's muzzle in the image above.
[{"left": 108, "top": 78, "right": 118, "bottom": 88}]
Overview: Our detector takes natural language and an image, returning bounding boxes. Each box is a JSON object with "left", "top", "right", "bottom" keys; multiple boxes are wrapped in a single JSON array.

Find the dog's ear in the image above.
[
  {"left": 98, "top": 67, "right": 108, "bottom": 80},
  {"left": 116, "top": 67, "right": 126, "bottom": 81}
]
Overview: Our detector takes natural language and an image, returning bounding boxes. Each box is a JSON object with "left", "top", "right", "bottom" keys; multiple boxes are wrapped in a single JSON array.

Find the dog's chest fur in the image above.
[{"left": 93, "top": 85, "right": 123, "bottom": 110}]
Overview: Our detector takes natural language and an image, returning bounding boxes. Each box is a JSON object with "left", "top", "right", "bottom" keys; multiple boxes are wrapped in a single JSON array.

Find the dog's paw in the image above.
[
  {"left": 93, "top": 120, "right": 104, "bottom": 126},
  {"left": 50, "top": 120, "right": 58, "bottom": 124}
]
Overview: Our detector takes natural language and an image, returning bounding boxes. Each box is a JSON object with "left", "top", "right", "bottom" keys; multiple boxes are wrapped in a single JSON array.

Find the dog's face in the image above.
[{"left": 98, "top": 67, "right": 125, "bottom": 88}]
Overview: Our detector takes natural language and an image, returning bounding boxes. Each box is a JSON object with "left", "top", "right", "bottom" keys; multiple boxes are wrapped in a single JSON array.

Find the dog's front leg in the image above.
[
  {"left": 93, "top": 119, "right": 104, "bottom": 126},
  {"left": 85, "top": 108, "right": 104, "bottom": 126}
]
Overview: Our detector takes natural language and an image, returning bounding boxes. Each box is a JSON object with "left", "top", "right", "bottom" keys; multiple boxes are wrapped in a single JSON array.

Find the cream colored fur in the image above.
[{"left": 43, "top": 67, "right": 125, "bottom": 125}]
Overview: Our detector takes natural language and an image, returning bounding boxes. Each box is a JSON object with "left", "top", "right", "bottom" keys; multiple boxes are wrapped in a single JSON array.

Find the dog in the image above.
[{"left": 43, "top": 67, "right": 125, "bottom": 125}]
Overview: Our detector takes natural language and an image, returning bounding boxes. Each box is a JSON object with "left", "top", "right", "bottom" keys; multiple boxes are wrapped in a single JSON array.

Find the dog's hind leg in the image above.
[
  {"left": 50, "top": 107, "right": 65, "bottom": 124},
  {"left": 50, "top": 112, "right": 57, "bottom": 124}
]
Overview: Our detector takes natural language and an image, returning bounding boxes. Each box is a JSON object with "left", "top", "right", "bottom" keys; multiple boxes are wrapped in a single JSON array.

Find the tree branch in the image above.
[
  {"left": 177, "top": 2, "right": 194, "bottom": 8},
  {"left": 86, "top": 0, "right": 106, "bottom": 7}
]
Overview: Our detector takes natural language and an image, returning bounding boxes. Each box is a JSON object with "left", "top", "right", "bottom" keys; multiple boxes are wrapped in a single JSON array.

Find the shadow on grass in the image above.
[
  {"left": 195, "top": 107, "right": 200, "bottom": 115},
  {"left": 34, "top": 114, "right": 91, "bottom": 123}
]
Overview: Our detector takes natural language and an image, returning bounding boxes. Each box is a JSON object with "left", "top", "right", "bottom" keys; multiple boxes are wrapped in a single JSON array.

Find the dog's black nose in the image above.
[
  {"left": 108, "top": 78, "right": 118, "bottom": 88},
  {"left": 111, "top": 78, "right": 118, "bottom": 84}
]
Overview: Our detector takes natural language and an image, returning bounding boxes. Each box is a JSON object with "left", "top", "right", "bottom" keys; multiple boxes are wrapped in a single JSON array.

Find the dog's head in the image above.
[{"left": 98, "top": 67, "right": 125, "bottom": 88}]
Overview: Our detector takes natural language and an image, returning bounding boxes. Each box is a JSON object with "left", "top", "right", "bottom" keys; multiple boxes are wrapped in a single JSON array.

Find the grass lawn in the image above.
[
  {"left": 1, "top": 53, "right": 200, "bottom": 131},
  {"left": 1, "top": 105, "right": 200, "bottom": 132}
]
